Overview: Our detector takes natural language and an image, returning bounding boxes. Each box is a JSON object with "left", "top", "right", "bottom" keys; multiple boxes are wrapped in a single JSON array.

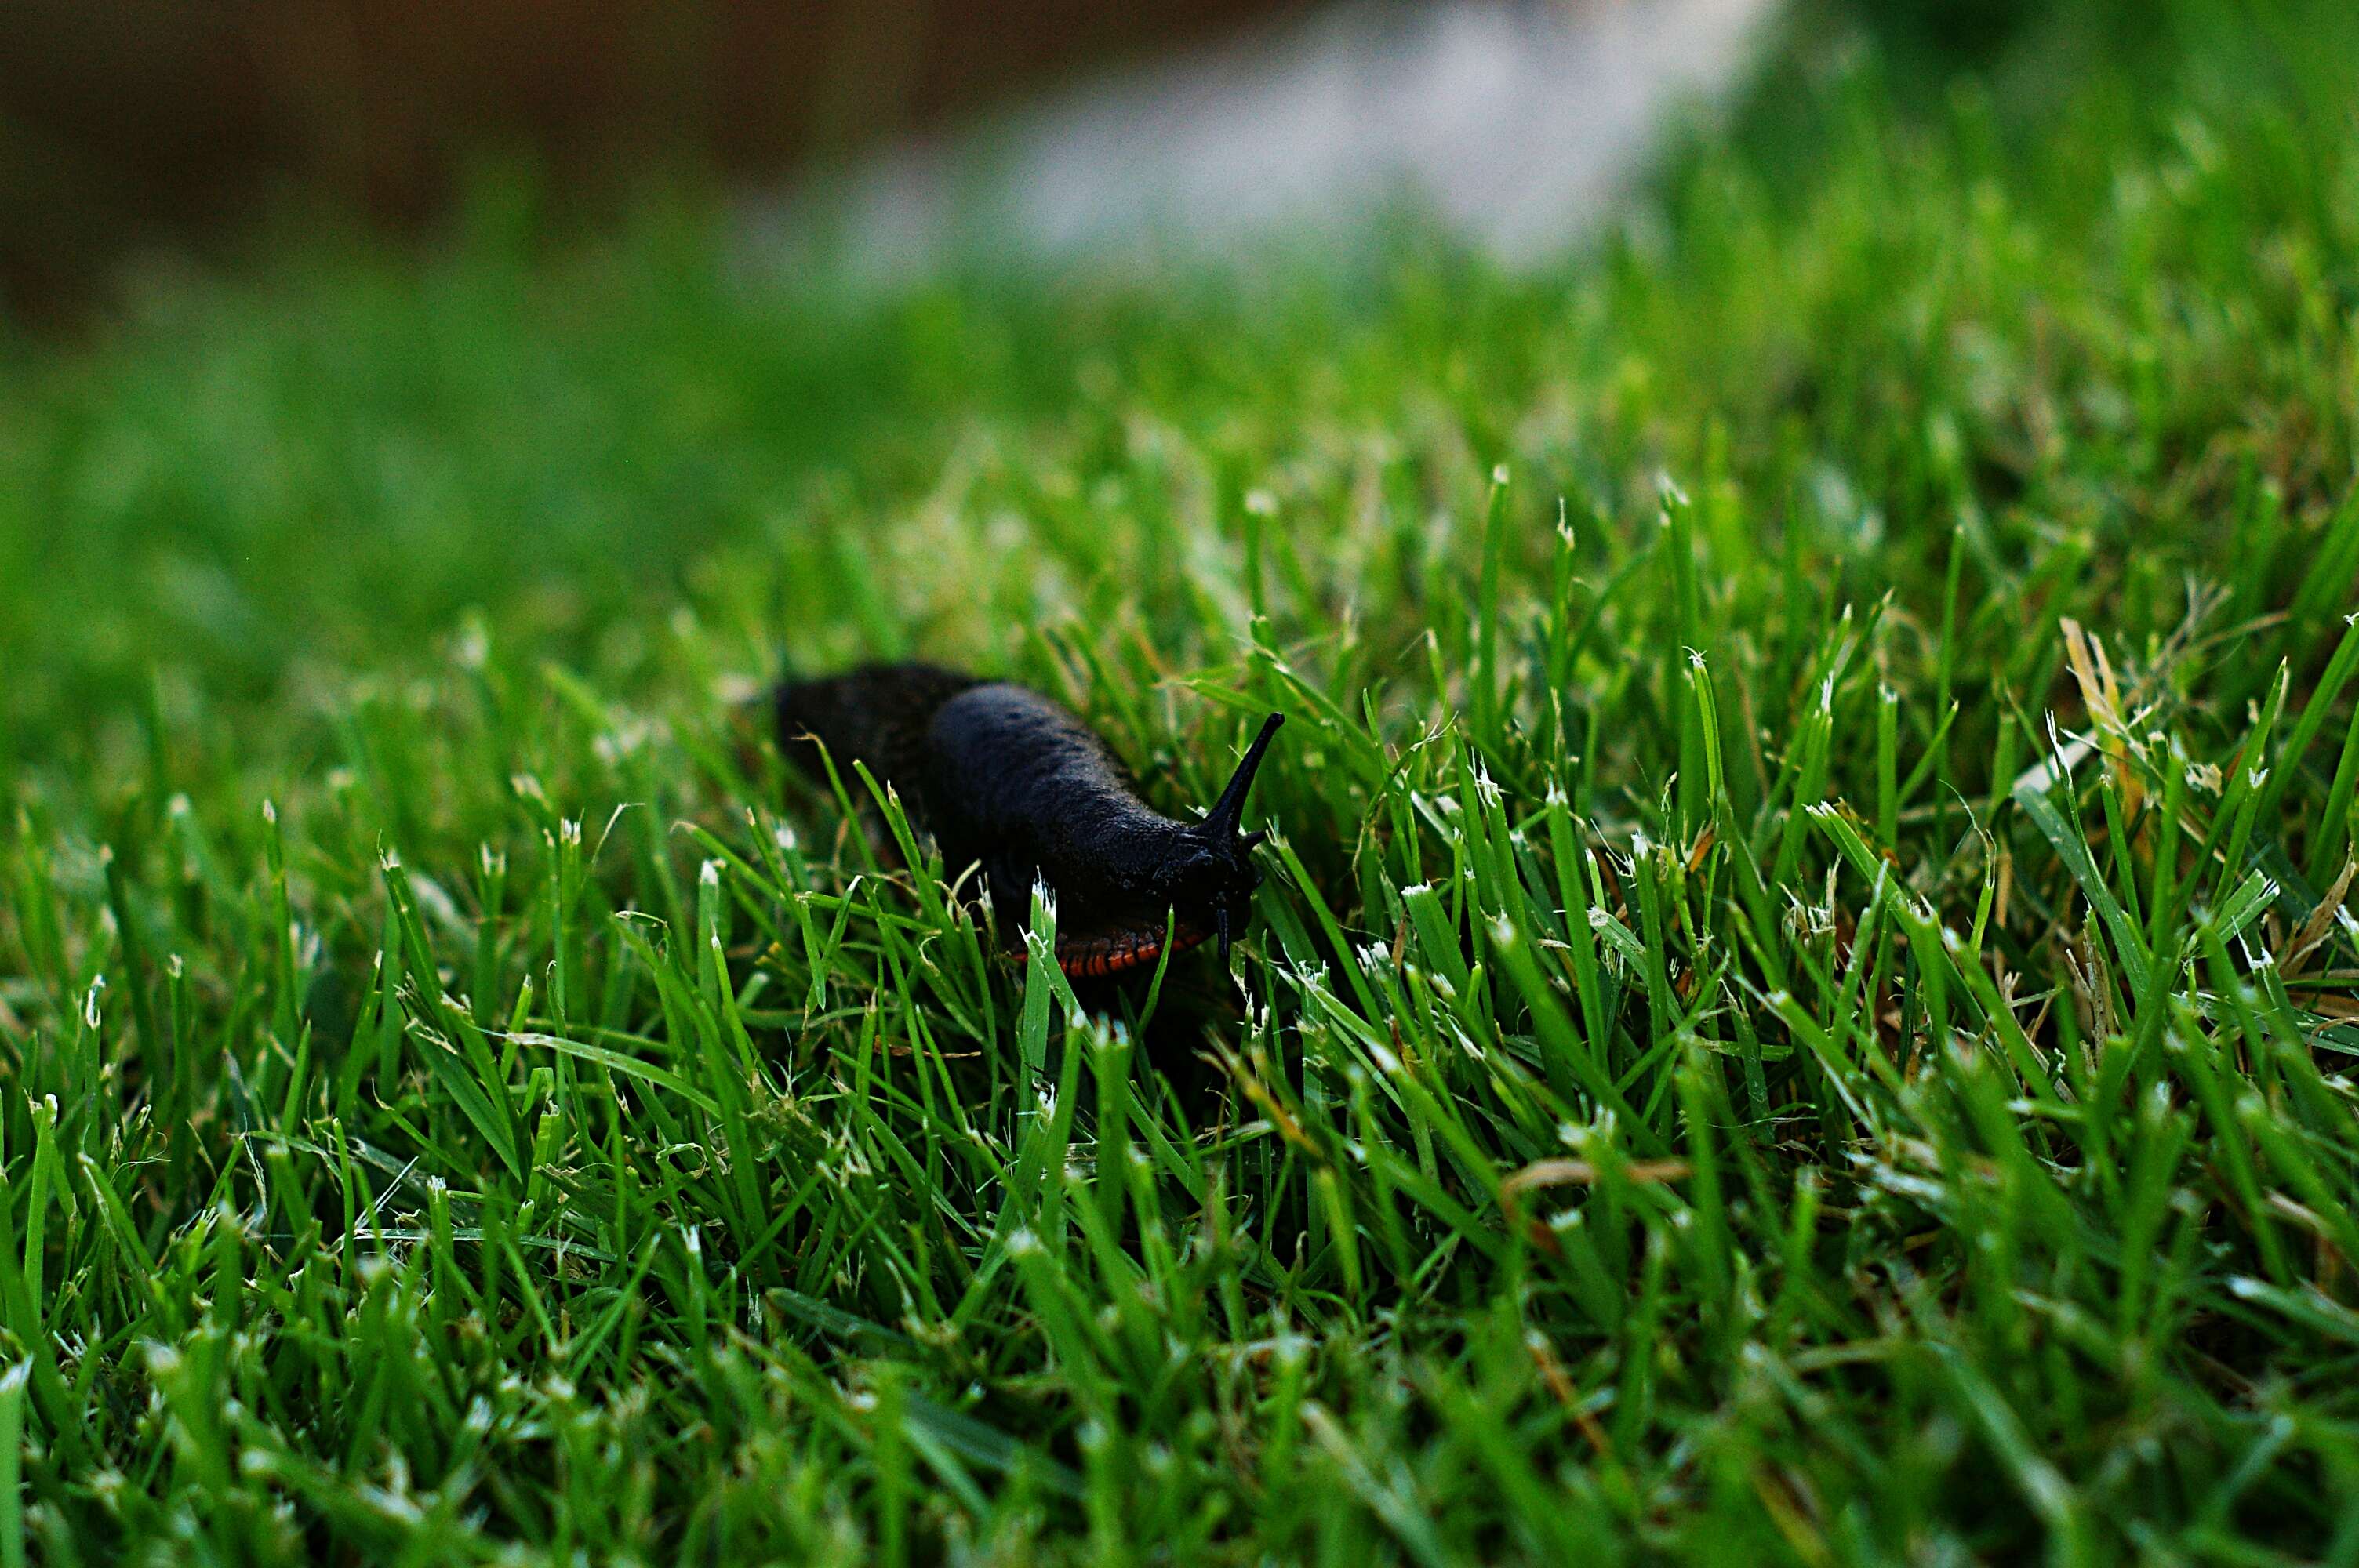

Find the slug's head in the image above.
[
  {"left": 1054, "top": 713, "right": 1285, "bottom": 979},
  {"left": 1180, "top": 711, "right": 1287, "bottom": 956}
]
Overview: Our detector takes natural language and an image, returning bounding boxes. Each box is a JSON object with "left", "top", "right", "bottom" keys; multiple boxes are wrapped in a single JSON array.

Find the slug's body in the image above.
[{"left": 775, "top": 663, "right": 1282, "bottom": 980}]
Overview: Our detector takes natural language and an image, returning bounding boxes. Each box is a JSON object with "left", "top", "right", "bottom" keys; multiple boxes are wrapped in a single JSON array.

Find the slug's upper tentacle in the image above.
[{"left": 1200, "top": 713, "right": 1285, "bottom": 844}]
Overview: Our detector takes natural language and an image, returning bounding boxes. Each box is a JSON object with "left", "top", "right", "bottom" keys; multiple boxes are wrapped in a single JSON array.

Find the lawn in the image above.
[{"left": 6, "top": 0, "right": 2359, "bottom": 1561}]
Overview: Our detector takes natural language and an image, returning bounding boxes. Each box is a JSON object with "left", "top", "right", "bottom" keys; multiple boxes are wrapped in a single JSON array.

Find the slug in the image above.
[{"left": 774, "top": 663, "right": 1283, "bottom": 980}]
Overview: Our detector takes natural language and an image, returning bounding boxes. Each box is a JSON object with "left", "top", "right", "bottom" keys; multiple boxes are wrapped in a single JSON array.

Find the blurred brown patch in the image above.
[{"left": 0, "top": 0, "right": 1309, "bottom": 315}]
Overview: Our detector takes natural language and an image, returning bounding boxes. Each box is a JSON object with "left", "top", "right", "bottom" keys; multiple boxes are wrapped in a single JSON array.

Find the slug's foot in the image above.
[{"left": 1052, "top": 921, "right": 1213, "bottom": 981}]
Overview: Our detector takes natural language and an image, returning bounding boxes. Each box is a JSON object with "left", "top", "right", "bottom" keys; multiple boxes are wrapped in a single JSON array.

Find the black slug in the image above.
[{"left": 774, "top": 663, "right": 1283, "bottom": 980}]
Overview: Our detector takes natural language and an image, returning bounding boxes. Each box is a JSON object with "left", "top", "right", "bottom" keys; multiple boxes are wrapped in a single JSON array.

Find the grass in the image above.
[{"left": 7, "top": 0, "right": 2359, "bottom": 1560}]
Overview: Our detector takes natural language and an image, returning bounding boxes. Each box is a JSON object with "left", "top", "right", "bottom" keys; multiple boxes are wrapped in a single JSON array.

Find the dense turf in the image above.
[{"left": 7, "top": 1, "right": 2359, "bottom": 1561}]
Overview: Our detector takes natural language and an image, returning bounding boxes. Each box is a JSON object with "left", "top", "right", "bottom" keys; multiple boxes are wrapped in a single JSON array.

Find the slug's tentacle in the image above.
[
  {"left": 1201, "top": 713, "right": 1285, "bottom": 844},
  {"left": 773, "top": 662, "right": 1283, "bottom": 982}
]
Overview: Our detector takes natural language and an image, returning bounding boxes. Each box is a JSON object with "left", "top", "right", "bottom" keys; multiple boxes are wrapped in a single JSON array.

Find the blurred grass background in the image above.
[{"left": 0, "top": 0, "right": 2298, "bottom": 779}]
